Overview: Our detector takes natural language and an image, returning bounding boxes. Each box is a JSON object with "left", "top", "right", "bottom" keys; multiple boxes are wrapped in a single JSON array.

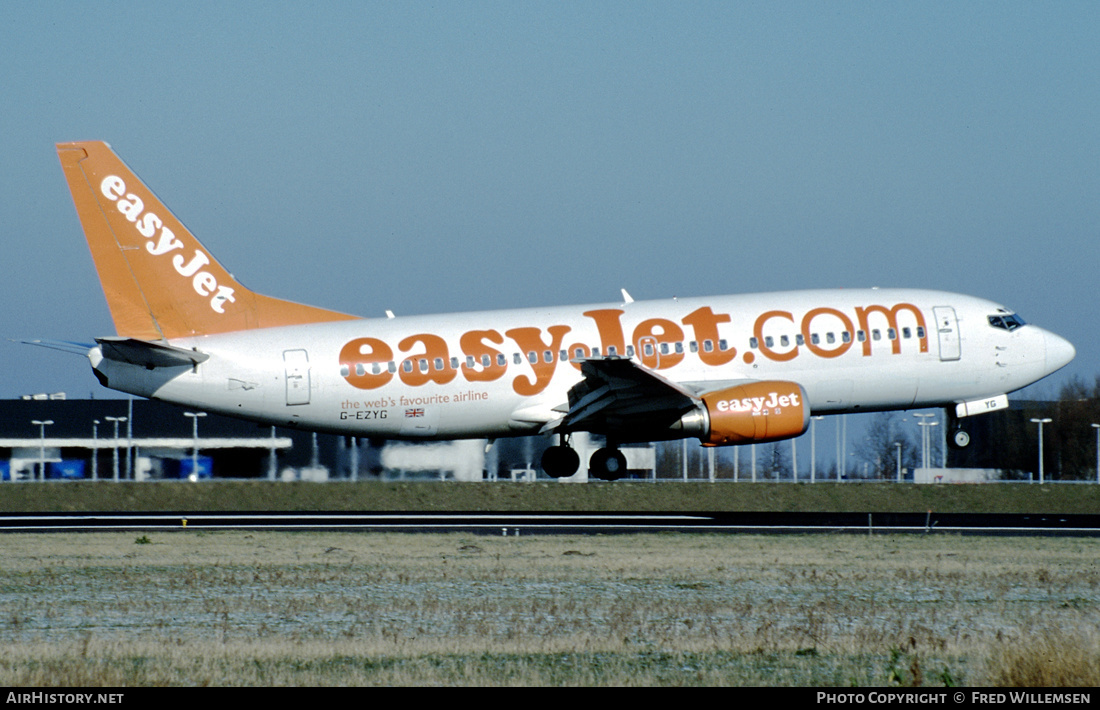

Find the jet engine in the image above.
[{"left": 676, "top": 381, "right": 810, "bottom": 446}]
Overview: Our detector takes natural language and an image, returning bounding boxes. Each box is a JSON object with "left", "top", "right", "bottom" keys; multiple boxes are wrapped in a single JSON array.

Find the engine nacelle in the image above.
[{"left": 677, "top": 381, "right": 810, "bottom": 446}]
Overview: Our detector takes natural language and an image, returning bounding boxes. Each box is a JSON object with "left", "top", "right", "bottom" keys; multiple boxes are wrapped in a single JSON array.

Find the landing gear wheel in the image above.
[
  {"left": 541, "top": 445, "right": 580, "bottom": 478},
  {"left": 950, "top": 428, "right": 971, "bottom": 449},
  {"left": 590, "top": 448, "right": 628, "bottom": 481}
]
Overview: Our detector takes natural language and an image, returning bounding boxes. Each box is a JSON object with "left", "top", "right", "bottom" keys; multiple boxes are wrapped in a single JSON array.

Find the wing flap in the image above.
[{"left": 552, "top": 357, "right": 700, "bottom": 440}]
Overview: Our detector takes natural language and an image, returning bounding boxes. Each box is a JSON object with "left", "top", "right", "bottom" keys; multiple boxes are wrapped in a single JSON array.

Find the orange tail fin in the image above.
[{"left": 57, "top": 141, "right": 358, "bottom": 340}]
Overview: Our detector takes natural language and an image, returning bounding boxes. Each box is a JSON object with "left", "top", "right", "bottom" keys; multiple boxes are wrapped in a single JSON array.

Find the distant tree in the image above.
[
  {"left": 854, "top": 412, "right": 920, "bottom": 480},
  {"left": 1052, "top": 376, "right": 1100, "bottom": 480}
]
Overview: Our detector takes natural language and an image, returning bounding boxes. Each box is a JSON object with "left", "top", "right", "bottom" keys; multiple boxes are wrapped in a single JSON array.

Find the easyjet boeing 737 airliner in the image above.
[{"left": 53, "top": 141, "right": 1075, "bottom": 479}]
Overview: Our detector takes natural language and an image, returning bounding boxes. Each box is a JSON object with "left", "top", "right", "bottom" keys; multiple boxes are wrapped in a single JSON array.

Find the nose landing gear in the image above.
[
  {"left": 947, "top": 410, "right": 971, "bottom": 450},
  {"left": 950, "top": 427, "right": 971, "bottom": 449}
]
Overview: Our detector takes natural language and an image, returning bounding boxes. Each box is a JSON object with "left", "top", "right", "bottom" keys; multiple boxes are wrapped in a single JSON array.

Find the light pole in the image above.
[
  {"left": 836, "top": 414, "right": 847, "bottom": 481},
  {"left": 183, "top": 412, "right": 207, "bottom": 481},
  {"left": 914, "top": 413, "right": 936, "bottom": 471},
  {"left": 104, "top": 416, "right": 127, "bottom": 482},
  {"left": 1092, "top": 424, "right": 1100, "bottom": 484},
  {"left": 1030, "top": 418, "right": 1052, "bottom": 483},
  {"left": 895, "top": 442, "right": 903, "bottom": 483},
  {"left": 810, "top": 416, "right": 824, "bottom": 483},
  {"left": 31, "top": 420, "right": 53, "bottom": 481},
  {"left": 910, "top": 409, "right": 937, "bottom": 471},
  {"left": 92, "top": 420, "right": 100, "bottom": 481}
]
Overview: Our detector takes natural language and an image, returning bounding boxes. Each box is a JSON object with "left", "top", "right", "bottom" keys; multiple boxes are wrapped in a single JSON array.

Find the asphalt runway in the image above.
[{"left": 2, "top": 510, "right": 1099, "bottom": 535}]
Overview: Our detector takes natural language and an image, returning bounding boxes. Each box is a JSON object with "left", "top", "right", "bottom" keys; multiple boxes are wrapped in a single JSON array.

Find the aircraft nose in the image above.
[{"left": 1044, "top": 330, "right": 1076, "bottom": 374}]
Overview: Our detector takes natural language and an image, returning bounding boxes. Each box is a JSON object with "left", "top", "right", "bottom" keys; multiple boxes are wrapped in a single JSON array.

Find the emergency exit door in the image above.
[{"left": 284, "top": 349, "right": 311, "bottom": 405}]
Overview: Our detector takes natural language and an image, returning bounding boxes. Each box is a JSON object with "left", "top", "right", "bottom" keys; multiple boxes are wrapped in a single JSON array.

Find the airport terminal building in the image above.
[
  {"left": 0, "top": 397, "right": 655, "bottom": 483},
  {"left": 0, "top": 395, "right": 1075, "bottom": 483}
]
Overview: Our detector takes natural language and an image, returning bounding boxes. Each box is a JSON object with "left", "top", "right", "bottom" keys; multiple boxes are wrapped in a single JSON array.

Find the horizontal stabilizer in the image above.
[
  {"left": 17, "top": 339, "right": 96, "bottom": 356},
  {"left": 96, "top": 336, "right": 209, "bottom": 369}
]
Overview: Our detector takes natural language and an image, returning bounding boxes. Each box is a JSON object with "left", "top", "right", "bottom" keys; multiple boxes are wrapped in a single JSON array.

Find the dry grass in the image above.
[
  {"left": 0, "top": 532, "right": 1097, "bottom": 686},
  {"left": 985, "top": 627, "right": 1100, "bottom": 687}
]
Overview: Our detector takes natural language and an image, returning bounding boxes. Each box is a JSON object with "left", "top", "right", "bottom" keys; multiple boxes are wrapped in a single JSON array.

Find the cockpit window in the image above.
[{"left": 988, "top": 313, "right": 1027, "bottom": 332}]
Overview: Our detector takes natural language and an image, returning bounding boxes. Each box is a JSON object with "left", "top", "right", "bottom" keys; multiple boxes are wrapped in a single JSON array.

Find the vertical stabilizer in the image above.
[{"left": 57, "top": 141, "right": 358, "bottom": 340}]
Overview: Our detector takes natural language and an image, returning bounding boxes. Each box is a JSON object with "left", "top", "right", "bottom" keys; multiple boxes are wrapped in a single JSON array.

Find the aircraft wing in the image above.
[{"left": 548, "top": 357, "right": 702, "bottom": 441}]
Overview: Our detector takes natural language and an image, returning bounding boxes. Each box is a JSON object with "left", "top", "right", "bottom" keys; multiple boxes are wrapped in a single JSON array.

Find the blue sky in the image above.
[{"left": 2, "top": 1, "right": 1097, "bottom": 407}]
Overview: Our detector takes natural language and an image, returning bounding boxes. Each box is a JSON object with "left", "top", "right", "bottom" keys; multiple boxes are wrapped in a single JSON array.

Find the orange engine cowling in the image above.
[{"left": 679, "top": 381, "right": 810, "bottom": 446}]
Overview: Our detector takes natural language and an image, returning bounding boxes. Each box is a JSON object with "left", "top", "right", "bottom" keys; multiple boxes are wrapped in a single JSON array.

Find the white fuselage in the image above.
[{"left": 89, "top": 288, "right": 1074, "bottom": 441}]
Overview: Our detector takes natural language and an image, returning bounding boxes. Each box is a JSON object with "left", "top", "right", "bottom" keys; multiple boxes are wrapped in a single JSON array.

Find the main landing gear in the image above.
[
  {"left": 589, "top": 447, "right": 628, "bottom": 481},
  {"left": 541, "top": 439, "right": 580, "bottom": 479},
  {"left": 540, "top": 434, "right": 628, "bottom": 481}
]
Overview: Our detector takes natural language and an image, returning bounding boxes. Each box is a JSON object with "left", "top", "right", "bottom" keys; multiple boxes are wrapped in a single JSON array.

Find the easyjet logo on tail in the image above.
[{"left": 99, "top": 176, "right": 236, "bottom": 314}]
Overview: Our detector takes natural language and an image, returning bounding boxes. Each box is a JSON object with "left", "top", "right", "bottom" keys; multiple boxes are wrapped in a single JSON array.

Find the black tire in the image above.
[
  {"left": 590, "top": 448, "right": 628, "bottom": 481},
  {"left": 541, "top": 445, "right": 580, "bottom": 478},
  {"left": 950, "top": 428, "right": 971, "bottom": 449}
]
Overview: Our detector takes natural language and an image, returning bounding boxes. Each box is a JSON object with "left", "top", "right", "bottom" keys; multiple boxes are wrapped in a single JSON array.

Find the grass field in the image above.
[
  {"left": 1, "top": 531, "right": 1097, "bottom": 686},
  {"left": 3, "top": 479, "right": 1100, "bottom": 514}
]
